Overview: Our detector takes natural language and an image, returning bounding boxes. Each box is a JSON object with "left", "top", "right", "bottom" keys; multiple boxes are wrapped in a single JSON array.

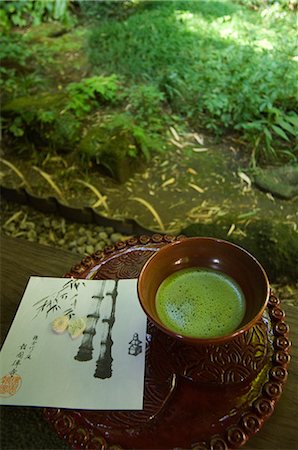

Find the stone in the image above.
[
  {"left": 4, "top": 223, "right": 16, "bottom": 232},
  {"left": 38, "top": 237, "right": 49, "bottom": 246},
  {"left": 110, "top": 232, "right": 123, "bottom": 244},
  {"left": 77, "top": 114, "right": 148, "bottom": 183},
  {"left": 78, "top": 226, "right": 87, "bottom": 236},
  {"left": 27, "top": 229, "right": 37, "bottom": 240},
  {"left": 88, "top": 237, "right": 98, "bottom": 246},
  {"left": 43, "top": 219, "right": 51, "bottom": 228},
  {"left": 26, "top": 222, "right": 35, "bottom": 230},
  {"left": 3, "top": 92, "right": 81, "bottom": 153},
  {"left": 51, "top": 219, "right": 61, "bottom": 230},
  {"left": 95, "top": 242, "right": 105, "bottom": 251},
  {"left": 20, "top": 222, "right": 29, "bottom": 230},
  {"left": 98, "top": 231, "right": 108, "bottom": 240},
  {"left": 24, "top": 22, "right": 68, "bottom": 41},
  {"left": 77, "top": 236, "right": 87, "bottom": 246},
  {"left": 254, "top": 164, "right": 298, "bottom": 199},
  {"left": 181, "top": 218, "right": 298, "bottom": 282},
  {"left": 85, "top": 245, "right": 95, "bottom": 255}
]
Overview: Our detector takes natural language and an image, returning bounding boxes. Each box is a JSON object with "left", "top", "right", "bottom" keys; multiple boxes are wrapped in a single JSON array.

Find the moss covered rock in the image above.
[
  {"left": 3, "top": 93, "right": 81, "bottom": 152},
  {"left": 254, "top": 164, "right": 298, "bottom": 199},
  {"left": 181, "top": 219, "right": 298, "bottom": 283},
  {"left": 78, "top": 125, "right": 139, "bottom": 183},
  {"left": 78, "top": 114, "right": 156, "bottom": 182},
  {"left": 3, "top": 93, "right": 66, "bottom": 113}
]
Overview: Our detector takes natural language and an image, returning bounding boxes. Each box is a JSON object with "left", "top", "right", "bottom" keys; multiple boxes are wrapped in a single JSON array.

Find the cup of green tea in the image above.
[{"left": 137, "top": 237, "right": 270, "bottom": 345}]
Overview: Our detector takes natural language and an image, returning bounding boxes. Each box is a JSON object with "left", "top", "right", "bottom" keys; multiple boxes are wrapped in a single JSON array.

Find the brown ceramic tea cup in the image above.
[{"left": 137, "top": 237, "right": 270, "bottom": 345}]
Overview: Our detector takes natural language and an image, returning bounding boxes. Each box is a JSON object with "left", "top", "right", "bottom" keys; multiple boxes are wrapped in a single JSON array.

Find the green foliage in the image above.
[
  {"left": 78, "top": 112, "right": 161, "bottom": 181},
  {"left": 66, "top": 75, "right": 119, "bottom": 117},
  {"left": 87, "top": 0, "right": 297, "bottom": 163},
  {"left": 77, "top": 0, "right": 135, "bottom": 21},
  {"left": 3, "top": 75, "right": 121, "bottom": 152},
  {"left": 105, "top": 113, "right": 160, "bottom": 161},
  {"left": 0, "top": 33, "right": 37, "bottom": 100},
  {"left": 239, "top": 109, "right": 298, "bottom": 165},
  {"left": 123, "top": 83, "right": 166, "bottom": 131},
  {"left": 238, "top": 0, "right": 297, "bottom": 11},
  {"left": 0, "top": 0, "right": 73, "bottom": 28},
  {"left": 80, "top": 112, "right": 160, "bottom": 165},
  {"left": 0, "top": 32, "right": 31, "bottom": 65},
  {"left": 2, "top": 92, "right": 79, "bottom": 153}
]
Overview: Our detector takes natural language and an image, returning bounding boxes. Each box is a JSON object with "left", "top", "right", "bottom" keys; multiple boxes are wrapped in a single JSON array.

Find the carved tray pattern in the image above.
[{"left": 43, "top": 234, "right": 291, "bottom": 450}]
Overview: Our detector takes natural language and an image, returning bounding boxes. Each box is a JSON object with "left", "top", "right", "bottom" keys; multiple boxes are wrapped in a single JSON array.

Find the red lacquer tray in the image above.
[{"left": 44, "top": 234, "right": 291, "bottom": 450}]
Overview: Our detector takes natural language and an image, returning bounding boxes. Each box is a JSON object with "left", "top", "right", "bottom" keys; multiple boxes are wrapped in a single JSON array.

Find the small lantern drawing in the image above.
[{"left": 128, "top": 333, "right": 142, "bottom": 356}]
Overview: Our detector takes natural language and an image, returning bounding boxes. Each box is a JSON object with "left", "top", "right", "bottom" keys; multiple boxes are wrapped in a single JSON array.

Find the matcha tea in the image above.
[{"left": 156, "top": 268, "right": 246, "bottom": 338}]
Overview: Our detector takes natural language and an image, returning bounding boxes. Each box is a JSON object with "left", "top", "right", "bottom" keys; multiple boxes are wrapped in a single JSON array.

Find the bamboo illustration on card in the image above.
[
  {"left": 0, "top": 276, "right": 147, "bottom": 410},
  {"left": 74, "top": 280, "right": 106, "bottom": 362},
  {"left": 33, "top": 279, "right": 85, "bottom": 319},
  {"left": 94, "top": 280, "right": 118, "bottom": 379}
]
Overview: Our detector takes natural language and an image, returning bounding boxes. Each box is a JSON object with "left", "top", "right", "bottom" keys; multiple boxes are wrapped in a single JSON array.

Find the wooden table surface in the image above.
[{"left": 0, "top": 236, "right": 297, "bottom": 450}]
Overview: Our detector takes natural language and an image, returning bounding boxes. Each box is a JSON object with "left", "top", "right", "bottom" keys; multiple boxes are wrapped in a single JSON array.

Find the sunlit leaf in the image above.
[
  {"left": 33, "top": 166, "right": 64, "bottom": 199},
  {"left": 0, "top": 158, "right": 31, "bottom": 190},
  {"left": 271, "top": 125, "right": 289, "bottom": 142},
  {"left": 130, "top": 197, "right": 165, "bottom": 231}
]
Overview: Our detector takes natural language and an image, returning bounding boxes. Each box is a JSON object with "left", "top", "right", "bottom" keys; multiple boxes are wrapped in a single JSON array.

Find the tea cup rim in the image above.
[{"left": 137, "top": 237, "right": 270, "bottom": 345}]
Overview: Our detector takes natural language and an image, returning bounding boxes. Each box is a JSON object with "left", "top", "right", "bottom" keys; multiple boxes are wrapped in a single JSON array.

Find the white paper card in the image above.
[{"left": 0, "top": 277, "right": 147, "bottom": 410}]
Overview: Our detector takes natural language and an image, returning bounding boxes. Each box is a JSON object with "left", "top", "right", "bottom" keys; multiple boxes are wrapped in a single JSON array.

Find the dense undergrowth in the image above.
[
  {"left": 86, "top": 0, "right": 298, "bottom": 163},
  {"left": 0, "top": 0, "right": 297, "bottom": 174}
]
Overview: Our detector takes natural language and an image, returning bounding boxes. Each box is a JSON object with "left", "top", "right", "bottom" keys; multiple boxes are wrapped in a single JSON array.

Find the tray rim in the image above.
[{"left": 43, "top": 234, "right": 291, "bottom": 450}]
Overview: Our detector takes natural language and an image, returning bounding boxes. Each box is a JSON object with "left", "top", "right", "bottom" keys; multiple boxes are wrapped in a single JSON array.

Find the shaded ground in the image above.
[{"left": 1, "top": 129, "right": 297, "bottom": 234}]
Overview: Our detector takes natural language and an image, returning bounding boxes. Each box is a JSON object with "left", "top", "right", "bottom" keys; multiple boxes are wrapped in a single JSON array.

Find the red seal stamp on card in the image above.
[{"left": 0, "top": 374, "right": 22, "bottom": 397}]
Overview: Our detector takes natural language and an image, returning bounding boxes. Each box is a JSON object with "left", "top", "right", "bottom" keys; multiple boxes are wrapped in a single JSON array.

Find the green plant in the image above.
[
  {"left": 99, "top": 113, "right": 160, "bottom": 162},
  {"left": 66, "top": 75, "right": 119, "bottom": 117},
  {"left": 2, "top": 92, "right": 81, "bottom": 154},
  {"left": 238, "top": 0, "right": 297, "bottom": 11},
  {"left": 86, "top": 0, "right": 297, "bottom": 163},
  {"left": 0, "top": 32, "right": 47, "bottom": 100},
  {"left": 79, "top": 112, "right": 160, "bottom": 167},
  {"left": 0, "top": 0, "right": 74, "bottom": 27},
  {"left": 239, "top": 108, "right": 298, "bottom": 164},
  {"left": 124, "top": 83, "right": 166, "bottom": 130},
  {"left": 77, "top": 0, "right": 135, "bottom": 21}
]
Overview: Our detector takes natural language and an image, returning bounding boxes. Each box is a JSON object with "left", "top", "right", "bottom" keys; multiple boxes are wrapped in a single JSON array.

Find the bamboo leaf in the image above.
[
  {"left": 75, "top": 179, "right": 109, "bottom": 211},
  {"left": 193, "top": 133, "right": 204, "bottom": 145},
  {"left": 0, "top": 158, "right": 31, "bottom": 190},
  {"left": 187, "top": 167, "right": 198, "bottom": 176},
  {"left": 161, "top": 177, "right": 175, "bottom": 188},
  {"left": 3, "top": 211, "right": 23, "bottom": 228},
  {"left": 237, "top": 209, "right": 260, "bottom": 220},
  {"left": 169, "top": 138, "right": 183, "bottom": 149},
  {"left": 238, "top": 171, "right": 252, "bottom": 187},
  {"left": 192, "top": 148, "right": 208, "bottom": 153},
  {"left": 33, "top": 166, "right": 65, "bottom": 199},
  {"left": 130, "top": 197, "right": 165, "bottom": 231},
  {"left": 188, "top": 182, "right": 204, "bottom": 193},
  {"left": 227, "top": 224, "right": 236, "bottom": 236},
  {"left": 169, "top": 126, "right": 180, "bottom": 141}
]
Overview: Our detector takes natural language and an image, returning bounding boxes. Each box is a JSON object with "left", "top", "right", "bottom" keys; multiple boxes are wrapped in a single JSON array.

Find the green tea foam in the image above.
[{"left": 156, "top": 267, "right": 246, "bottom": 338}]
